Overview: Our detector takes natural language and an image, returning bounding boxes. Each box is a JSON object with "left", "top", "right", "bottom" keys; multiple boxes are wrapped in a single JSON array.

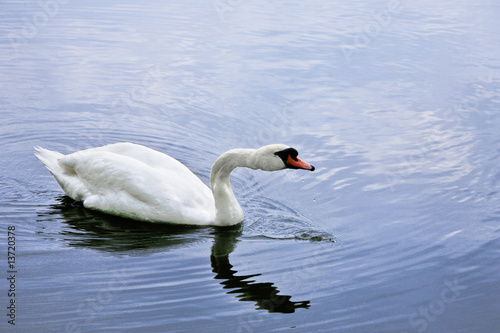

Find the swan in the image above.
[{"left": 35, "top": 143, "right": 315, "bottom": 226}]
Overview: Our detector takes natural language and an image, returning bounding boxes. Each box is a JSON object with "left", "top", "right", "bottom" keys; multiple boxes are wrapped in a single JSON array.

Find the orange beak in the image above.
[{"left": 287, "top": 155, "right": 315, "bottom": 171}]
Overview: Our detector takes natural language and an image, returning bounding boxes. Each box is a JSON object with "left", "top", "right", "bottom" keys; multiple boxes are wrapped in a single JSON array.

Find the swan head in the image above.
[{"left": 255, "top": 144, "right": 315, "bottom": 172}]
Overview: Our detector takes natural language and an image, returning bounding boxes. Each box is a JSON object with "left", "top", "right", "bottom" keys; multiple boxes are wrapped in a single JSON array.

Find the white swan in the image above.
[{"left": 35, "top": 143, "right": 315, "bottom": 226}]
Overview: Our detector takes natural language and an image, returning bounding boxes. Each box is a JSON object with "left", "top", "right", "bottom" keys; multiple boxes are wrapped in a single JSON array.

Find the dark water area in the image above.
[{"left": 1, "top": 1, "right": 499, "bottom": 332}]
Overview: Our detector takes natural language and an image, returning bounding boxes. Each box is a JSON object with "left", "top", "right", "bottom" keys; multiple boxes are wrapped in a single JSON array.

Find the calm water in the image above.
[{"left": 1, "top": 1, "right": 500, "bottom": 332}]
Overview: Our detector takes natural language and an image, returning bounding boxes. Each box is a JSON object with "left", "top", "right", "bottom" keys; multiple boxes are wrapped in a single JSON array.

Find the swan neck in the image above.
[{"left": 210, "top": 149, "right": 255, "bottom": 226}]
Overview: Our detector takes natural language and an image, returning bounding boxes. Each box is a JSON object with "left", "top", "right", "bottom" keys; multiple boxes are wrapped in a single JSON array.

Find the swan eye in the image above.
[
  {"left": 274, "top": 147, "right": 299, "bottom": 164},
  {"left": 274, "top": 147, "right": 314, "bottom": 171}
]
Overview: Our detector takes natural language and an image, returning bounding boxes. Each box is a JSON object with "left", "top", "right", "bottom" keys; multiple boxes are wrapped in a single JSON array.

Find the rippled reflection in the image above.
[
  {"left": 211, "top": 227, "right": 311, "bottom": 313},
  {"left": 40, "top": 196, "right": 310, "bottom": 313},
  {"left": 38, "top": 196, "right": 209, "bottom": 253}
]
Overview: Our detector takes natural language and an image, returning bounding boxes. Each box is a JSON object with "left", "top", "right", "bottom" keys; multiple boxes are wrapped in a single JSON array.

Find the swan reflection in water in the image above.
[
  {"left": 41, "top": 196, "right": 311, "bottom": 313},
  {"left": 211, "top": 227, "right": 310, "bottom": 313}
]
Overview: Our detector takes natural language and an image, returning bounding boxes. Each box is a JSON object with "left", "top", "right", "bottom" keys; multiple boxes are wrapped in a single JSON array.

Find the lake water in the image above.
[{"left": 1, "top": 0, "right": 499, "bottom": 332}]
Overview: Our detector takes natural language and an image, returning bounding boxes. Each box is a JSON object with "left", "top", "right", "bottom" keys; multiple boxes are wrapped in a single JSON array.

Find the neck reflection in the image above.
[{"left": 211, "top": 227, "right": 310, "bottom": 313}]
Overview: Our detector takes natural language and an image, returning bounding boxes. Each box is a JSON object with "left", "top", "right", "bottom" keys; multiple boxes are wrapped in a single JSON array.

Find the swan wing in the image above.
[{"left": 37, "top": 143, "right": 215, "bottom": 225}]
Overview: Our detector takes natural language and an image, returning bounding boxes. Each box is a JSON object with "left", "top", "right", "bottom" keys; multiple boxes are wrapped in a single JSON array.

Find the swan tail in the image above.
[
  {"left": 35, "top": 146, "right": 83, "bottom": 200},
  {"left": 34, "top": 146, "right": 65, "bottom": 175}
]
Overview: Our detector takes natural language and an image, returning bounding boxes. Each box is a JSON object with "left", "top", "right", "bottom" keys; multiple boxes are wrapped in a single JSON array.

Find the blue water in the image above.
[{"left": 1, "top": 1, "right": 500, "bottom": 332}]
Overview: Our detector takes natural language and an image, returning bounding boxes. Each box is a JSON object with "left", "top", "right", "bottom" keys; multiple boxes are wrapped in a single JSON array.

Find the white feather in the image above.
[{"left": 35, "top": 142, "right": 312, "bottom": 226}]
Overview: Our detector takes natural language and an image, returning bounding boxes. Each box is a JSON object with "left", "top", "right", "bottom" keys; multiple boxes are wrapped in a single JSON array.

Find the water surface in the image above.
[{"left": 1, "top": 1, "right": 500, "bottom": 332}]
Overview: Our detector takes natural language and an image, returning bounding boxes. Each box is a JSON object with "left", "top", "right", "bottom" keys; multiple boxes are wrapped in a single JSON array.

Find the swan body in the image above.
[{"left": 35, "top": 143, "right": 314, "bottom": 226}]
